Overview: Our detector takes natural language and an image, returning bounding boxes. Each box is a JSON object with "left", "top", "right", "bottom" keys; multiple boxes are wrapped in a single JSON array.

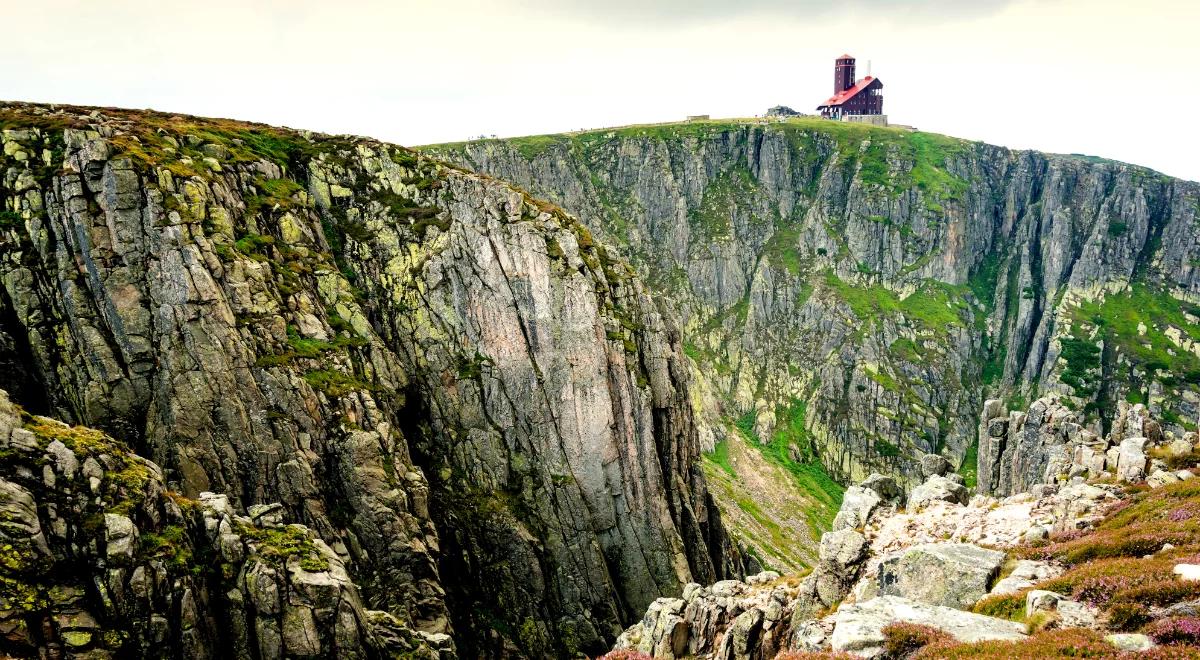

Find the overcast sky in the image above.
[{"left": 4, "top": 0, "right": 1199, "bottom": 181}]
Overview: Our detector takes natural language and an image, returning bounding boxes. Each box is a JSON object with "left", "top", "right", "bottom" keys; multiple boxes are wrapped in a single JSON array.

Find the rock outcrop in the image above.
[
  {"left": 0, "top": 388, "right": 453, "bottom": 659},
  {"left": 0, "top": 102, "right": 739, "bottom": 657},
  {"left": 978, "top": 394, "right": 1193, "bottom": 496}
]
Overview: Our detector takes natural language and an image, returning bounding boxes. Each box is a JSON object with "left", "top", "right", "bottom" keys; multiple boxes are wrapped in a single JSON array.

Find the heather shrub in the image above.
[
  {"left": 596, "top": 652, "right": 652, "bottom": 660},
  {"left": 1137, "top": 647, "right": 1200, "bottom": 659},
  {"left": 1106, "top": 601, "right": 1151, "bottom": 632},
  {"left": 910, "top": 628, "right": 1117, "bottom": 659},
  {"left": 881, "top": 622, "right": 951, "bottom": 657},
  {"left": 1146, "top": 617, "right": 1200, "bottom": 646},
  {"left": 1040, "top": 556, "right": 1176, "bottom": 605}
]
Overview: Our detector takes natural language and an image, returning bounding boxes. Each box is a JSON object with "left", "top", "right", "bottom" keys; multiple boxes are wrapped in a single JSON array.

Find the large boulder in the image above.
[
  {"left": 908, "top": 474, "right": 969, "bottom": 511},
  {"left": 1116, "top": 437, "right": 1149, "bottom": 482},
  {"left": 920, "top": 454, "right": 953, "bottom": 478},
  {"left": 877, "top": 543, "right": 1005, "bottom": 609},
  {"left": 829, "top": 596, "right": 1026, "bottom": 657},
  {"left": 832, "top": 474, "right": 903, "bottom": 531},
  {"left": 790, "top": 529, "right": 870, "bottom": 622},
  {"left": 1025, "top": 590, "right": 1100, "bottom": 629}
]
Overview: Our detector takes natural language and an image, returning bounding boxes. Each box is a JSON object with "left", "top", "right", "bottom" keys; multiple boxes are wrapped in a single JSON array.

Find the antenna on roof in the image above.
[{"left": 867, "top": 60, "right": 872, "bottom": 77}]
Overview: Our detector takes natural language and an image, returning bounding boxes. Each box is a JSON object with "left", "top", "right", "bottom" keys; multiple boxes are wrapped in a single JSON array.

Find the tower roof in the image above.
[{"left": 837, "top": 54, "right": 855, "bottom": 60}]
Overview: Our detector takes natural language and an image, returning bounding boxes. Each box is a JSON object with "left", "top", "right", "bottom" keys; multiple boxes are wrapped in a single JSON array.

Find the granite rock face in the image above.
[
  {"left": 427, "top": 120, "right": 1200, "bottom": 489},
  {"left": 978, "top": 395, "right": 1176, "bottom": 496},
  {"left": 0, "top": 103, "right": 739, "bottom": 657}
]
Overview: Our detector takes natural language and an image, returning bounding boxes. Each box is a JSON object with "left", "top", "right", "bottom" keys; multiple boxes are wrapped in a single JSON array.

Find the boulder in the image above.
[
  {"left": 908, "top": 475, "right": 969, "bottom": 511},
  {"left": 877, "top": 543, "right": 1005, "bottom": 609},
  {"left": 920, "top": 454, "right": 953, "bottom": 478},
  {"left": 1105, "top": 633, "right": 1155, "bottom": 652},
  {"left": 1025, "top": 590, "right": 1099, "bottom": 628},
  {"left": 1174, "top": 564, "right": 1200, "bottom": 581},
  {"left": 860, "top": 473, "right": 904, "bottom": 501},
  {"left": 832, "top": 474, "right": 903, "bottom": 531},
  {"left": 1116, "top": 437, "right": 1148, "bottom": 482},
  {"left": 1148, "top": 469, "right": 1181, "bottom": 488},
  {"left": 990, "top": 560, "right": 1062, "bottom": 595},
  {"left": 790, "top": 529, "right": 869, "bottom": 622},
  {"left": 829, "top": 596, "right": 1026, "bottom": 657}
]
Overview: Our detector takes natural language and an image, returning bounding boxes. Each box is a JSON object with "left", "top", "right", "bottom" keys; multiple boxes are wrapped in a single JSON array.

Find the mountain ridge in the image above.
[{"left": 423, "top": 116, "right": 1200, "bottom": 570}]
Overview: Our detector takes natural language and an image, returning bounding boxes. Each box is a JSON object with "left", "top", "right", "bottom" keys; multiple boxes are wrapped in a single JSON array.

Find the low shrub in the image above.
[
  {"left": 882, "top": 622, "right": 952, "bottom": 657},
  {"left": 1106, "top": 601, "right": 1151, "bottom": 632},
  {"left": 773, "top": 653, "right": 857, "bottom": 660},
  {"left": 595, "top": 652, "right": 652, "bottom": 660},
  {"left": 1146, "top": 617, "right": 1200, "bottom": 646},
  {"left": 911, "top": 628, "right": 1119, "bottom": 659}
]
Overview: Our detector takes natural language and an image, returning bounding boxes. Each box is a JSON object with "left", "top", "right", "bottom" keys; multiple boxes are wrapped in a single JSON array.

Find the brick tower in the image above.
[{"left": 834, "top": 54, "right": 856, "bottom": 94}]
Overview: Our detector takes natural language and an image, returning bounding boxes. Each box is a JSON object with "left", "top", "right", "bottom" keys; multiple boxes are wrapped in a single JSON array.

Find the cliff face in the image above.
[
  {"left": 0, "top": 102, "right": 739, "bottom": 658},
  {"left": 425, "top": 120, "right": 1200, "bottom": 492},
  {"left": 0, "top": 388, "right": 453, "bottom": 659}
]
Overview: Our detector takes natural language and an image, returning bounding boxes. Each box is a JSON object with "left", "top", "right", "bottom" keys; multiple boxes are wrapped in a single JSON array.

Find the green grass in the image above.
[
  {"left": 507, "top": 134, "right": 569, "bottom": 159},
  {"left": 764, "top": 224, "right": 804, "bottom": 275},
  {"left": 706, "top": 439, "right": 736, "bottom": 476},
  {"left": 958, "top": 439, "right": 978, "bottom": 489},
  {"left": 1066, "top": 284, "right": 1200, "bottom": 421},
  {"left": 1058, "top": 335, "right": 1102, "bottom": 398},
  {"left": 303, "top": 369, "right": 371, "bottom": 397},
  {"left": 754, "top": 400, "right": 845, "bottom": 536}
]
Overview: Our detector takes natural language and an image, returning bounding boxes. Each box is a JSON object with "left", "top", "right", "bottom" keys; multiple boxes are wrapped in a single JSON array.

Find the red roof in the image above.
[
  {"left": 818, "top": 76, "right": 878, "bottom": 108},
  {"left": 837, "top": 54, "right": 855, "bottom": 60}
]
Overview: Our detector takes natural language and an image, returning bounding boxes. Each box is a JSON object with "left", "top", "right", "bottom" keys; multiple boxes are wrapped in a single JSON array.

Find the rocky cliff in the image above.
[
  {"left": 0, "top": 102, "right": 740, "bottom": 658},
  {"left": 425, "top": 120, "right": 1200, "bottom": 496}
]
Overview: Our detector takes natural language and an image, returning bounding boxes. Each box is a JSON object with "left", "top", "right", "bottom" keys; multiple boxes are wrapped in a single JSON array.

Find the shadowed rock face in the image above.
[
  {"left": 425, "top": 121, "right": 1200, "bottom": 486},
  {"left": 0, "top": 387, "right": 454, "bottom": 659},
  {"left": 0, "top": 103, "right": 740, "bottom": 657}
]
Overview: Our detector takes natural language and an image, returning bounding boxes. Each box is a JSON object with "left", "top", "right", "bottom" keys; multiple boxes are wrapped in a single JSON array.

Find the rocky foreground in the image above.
[{"left": 607, "top": 397, "right": 1200, "bottom": 658}]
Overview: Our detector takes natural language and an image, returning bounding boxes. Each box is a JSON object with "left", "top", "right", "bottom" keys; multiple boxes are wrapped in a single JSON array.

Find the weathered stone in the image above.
[
  {"left": 1117, "top": 437, "right": 1149, "bottom": 482},
  {"left": 990, "top": 560, "right": 1061, "bottom": 595},
  {"left": 1174, "top": 564, "right": 1200, "bottom": 581},
  {"left": 1025, "top": 590, "right": 1099, "bottom": 628},
  {"left": 829, "top": 596, "right": 1026, "bottom": 656},
  {"left": 1105, "top": 633, "right": 1155, "bottom": 652},
  {"left": 877, "top": 543, "right": 1005, "bottom": 609},
  {"left": 1148, "top": 469, "right": 1182, "bottom": 488},
  {"left": 920, "top": 454, "right": 953, "bottom": 478},
  {"left": 908, "top": 474, "right": 969, "bottom": 511}
]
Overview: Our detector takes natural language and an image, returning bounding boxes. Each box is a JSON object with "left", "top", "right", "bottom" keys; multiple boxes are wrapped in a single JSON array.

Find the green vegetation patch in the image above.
[
  {"left": 239, "top": 523, "right": 330, "bottom": 572},
  {"left": 957, "top": 439, "right": 978, "bottom": 489},
  {"left": 824, "top": 272, "right": 969, "bottom": 335},
  {"left": 303, "top": 369, "right": 371, "bottom": 397}
]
